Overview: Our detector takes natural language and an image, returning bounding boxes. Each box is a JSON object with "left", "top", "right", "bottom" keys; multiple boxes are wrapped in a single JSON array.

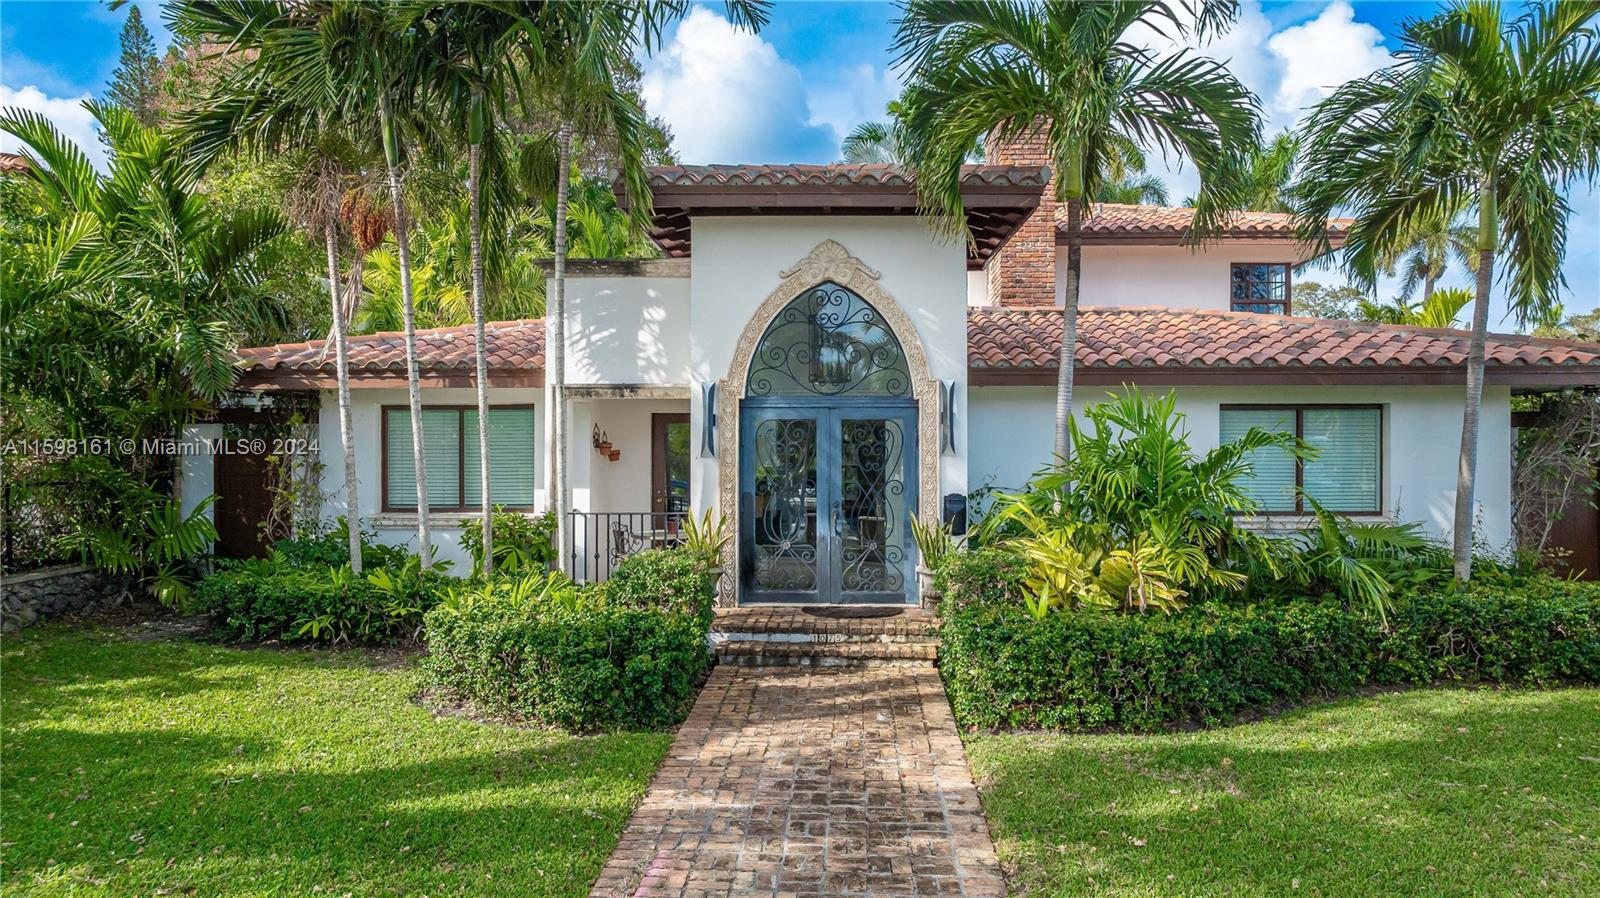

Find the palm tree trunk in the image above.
[
  {"left": 1452, "top": 185, "right": 1497, "bottom": 581},
  {"left": 468, "top": 139, "right": 493, "bottom": 577},
  {"left": 323, "top": 220, "right": 362, "bottom": 575},
  {"left": 551, "top": 124, "right": 572, "bottom": 574},
  {"left": 379, "top": 94, "right": 432, "bottom": 569},
  {"left": 1054, "top": 195, "right": 1082, "bottom": 459},
  {"left": 1422, "top": 271, "right": 1436, "bottom": 308}
]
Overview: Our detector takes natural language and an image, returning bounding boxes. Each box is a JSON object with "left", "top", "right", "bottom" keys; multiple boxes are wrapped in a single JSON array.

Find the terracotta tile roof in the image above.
[
  {"left": 1068, "top": 202, "right": 1354, "bottom": 240},
  {"left": 238, "top": 319, "right": 544, "bottom": 373},
  {"left": 0, "top": 152, "right": 31, "bottom": 174},
  {"left": 968, "top": 306, "right": 1600, "bottom": 373},
  {"left": 236, "top": 310, "right": 1600, "bottom": 387},
  {"left": 644, "top": 163, "right": 1050, "bottom": 189}
]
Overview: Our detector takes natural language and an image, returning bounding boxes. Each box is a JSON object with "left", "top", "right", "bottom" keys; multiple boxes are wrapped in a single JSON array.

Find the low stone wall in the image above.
[{"left": 1, "top": 565, "right": 129, "bottom": 632}]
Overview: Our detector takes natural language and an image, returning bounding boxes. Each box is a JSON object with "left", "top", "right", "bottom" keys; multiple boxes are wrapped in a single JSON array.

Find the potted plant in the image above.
[
  {"left": 910, "top": 517, "right": 958, "bottom": 610},
  {"left": 680, "top": 509, "right": 731, "bottom": 595}
]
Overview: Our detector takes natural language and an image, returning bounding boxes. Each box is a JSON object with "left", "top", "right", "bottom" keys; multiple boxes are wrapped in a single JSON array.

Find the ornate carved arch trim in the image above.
[{"left": 715, "top": 239, "right": 940, "bottom": 605}]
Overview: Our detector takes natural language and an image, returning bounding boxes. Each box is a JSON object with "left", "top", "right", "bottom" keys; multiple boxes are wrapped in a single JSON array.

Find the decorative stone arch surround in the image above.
[{"left": 715, "top": 239, "right": 941, "bottom": 605}]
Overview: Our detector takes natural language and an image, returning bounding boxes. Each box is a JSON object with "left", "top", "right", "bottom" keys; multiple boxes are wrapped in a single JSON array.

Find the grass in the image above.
[
  {"left": 0, "top": 622, "right": 671, "bottom": 898},
  {"left": 967, "top": 688, "right": 1600, "bottom": 897}
]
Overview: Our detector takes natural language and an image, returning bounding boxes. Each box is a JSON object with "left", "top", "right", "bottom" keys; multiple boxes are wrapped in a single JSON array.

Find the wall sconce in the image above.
[
  {"left": 940, "top": 380, "right": 957, "bottom": 455},
  {"left": 700, "top": 382, "right": 717, "bottom": 457}
]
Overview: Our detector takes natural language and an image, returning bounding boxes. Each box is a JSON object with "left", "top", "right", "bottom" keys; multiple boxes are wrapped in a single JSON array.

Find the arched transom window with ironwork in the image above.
[{"left": 747, "top": 282, "right": 911, "bottom": 398}]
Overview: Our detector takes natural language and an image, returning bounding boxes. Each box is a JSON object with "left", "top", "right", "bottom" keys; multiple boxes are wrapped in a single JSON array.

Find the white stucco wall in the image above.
[
  {"left": 580, "top": 398, "right": 691, "bottom": 514},
  {"left": 561, "top": 276, "right": 691, "bottom": 384},
  {"left": 969, "top": 383, "right": 1517, "bottom": 552},
  {"left": 314, "top": 387, "right": 546, "bottom": 571},
  {"left": 1074, "top": 242, "right": 1306, "bottom": 310},
  {"left": 685, "top": 216, "right": 971, "bottom": 517}
]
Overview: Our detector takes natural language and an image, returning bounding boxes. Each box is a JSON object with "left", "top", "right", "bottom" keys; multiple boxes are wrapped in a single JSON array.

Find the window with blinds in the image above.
[
  {"left": 1219, "top": 405, "right": 1382, "bottom": 514},
  {"left": 384, "top": 406, "right": 536, "bottom": 510}
]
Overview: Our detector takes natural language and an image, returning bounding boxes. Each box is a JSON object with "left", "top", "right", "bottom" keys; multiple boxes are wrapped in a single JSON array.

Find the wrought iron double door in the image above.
[{"left": 739, "top": 400, "right": 918, "bottom": 604}]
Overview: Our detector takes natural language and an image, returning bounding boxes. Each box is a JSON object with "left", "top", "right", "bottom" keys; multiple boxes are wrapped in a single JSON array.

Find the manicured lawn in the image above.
[
  {"left": 0, "top": 623, "right": 671, "bottom": 898},
  {"left": 967, "top": 688, "right": 1600, "bottom": 897}
]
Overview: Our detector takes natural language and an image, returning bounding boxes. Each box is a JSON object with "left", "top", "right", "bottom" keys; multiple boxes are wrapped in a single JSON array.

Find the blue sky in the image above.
[{"left": 2, "top": 0, "right": 1595, "bottom": 329}]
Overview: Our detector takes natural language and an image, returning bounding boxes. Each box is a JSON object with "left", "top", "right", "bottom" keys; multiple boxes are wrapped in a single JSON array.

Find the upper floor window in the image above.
[
  {"left": 1231, "top": 263, "right": 1290, "bottom": 314},
  {"left": 383, "top": 406, "right": 536, "bottom": 511},
  {"left": 1219, "top": 405, "right": 1382, "bottom": 514}
]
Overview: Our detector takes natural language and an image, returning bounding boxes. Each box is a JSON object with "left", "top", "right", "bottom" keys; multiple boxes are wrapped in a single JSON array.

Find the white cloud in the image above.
[
  {"left": 805, "top": 62, "right": 901, "bottom": 145},
  {"left": 642, "top": 8, "right": 838, "bottom": 163},
  {"left": 0, "top": 83, "right": 106, "bottom": 172},
  {"left": 1131, "top": 0, "right": 1393, "bottom": 204},
  {"left": 1265, "top": 2, "right": 1392, "bottom": 128}
]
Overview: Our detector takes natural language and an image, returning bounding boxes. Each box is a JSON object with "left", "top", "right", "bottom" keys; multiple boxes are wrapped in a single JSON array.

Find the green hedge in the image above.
[
  {"left": 420, "top": 550, "right": 716, "bottom": 732},
  {"left": 195, "top": 564, "right": 449, "bottom": 644},
  {"left": 937, "top": 551, "right": 1600, "bottom": 731}
]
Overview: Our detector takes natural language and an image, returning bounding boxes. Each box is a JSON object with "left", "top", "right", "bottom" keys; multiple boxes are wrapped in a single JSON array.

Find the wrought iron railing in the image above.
[{"left": 566, "top": 511, "right": 687, "bottom": 583}]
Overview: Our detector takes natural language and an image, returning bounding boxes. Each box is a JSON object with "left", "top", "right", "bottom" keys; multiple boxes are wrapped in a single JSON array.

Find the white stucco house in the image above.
[{"left": 199, "top": 150, "right": 1600, "bottom": 606}]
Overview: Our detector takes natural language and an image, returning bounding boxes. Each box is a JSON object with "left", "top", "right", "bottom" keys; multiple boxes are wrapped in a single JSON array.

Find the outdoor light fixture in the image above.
[
  {"left": 940, "top": 380, "right": 957, "bottom": 455},
  {"left": 700, "top": 382, "right": 717, "bottom": 457}
]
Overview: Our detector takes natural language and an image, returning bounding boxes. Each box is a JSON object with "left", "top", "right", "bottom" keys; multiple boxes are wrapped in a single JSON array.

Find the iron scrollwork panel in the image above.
[
  {"left": 747, "top": 282, "right": 911, "bottom": 398},
  {"left": 750, "top": 418, "right": 819, "bottom": 592},
  {"left": 838, "top": 418, "right": 907, "bottom": 594}
]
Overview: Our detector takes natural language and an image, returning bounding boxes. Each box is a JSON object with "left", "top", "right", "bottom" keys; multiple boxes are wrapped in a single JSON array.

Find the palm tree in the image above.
[
  {"left": 283, "top": 138, "right": 368, "bottom": 573},
  {"left": 1294, "top": 0, "right": 1600, "bottom": 580},
  {"left": 1357, "top": 286, "right": 1473, "bottom": 328},
  {"left": 1378, "top": 209, "right": 1479, "bottom": 305},
  {"left": 841, "top": 119, "right": 902, "bottom": 164},
  {"left": 840, "top": 101, "right": 983, "bottom": 164},
  {"left": 172, "top": 0, "right": 442, "bottom": 570},
  {"left": 1096, "top": 174, "right": 1169, "bottom": 205},
  {"left": 532, "top": 1, "right": 768, "bottom": 574},
  {"left": 428, "top": 2, "right": 527, "bottom": 576},
  {"left": 893, "top": 0, "right": 1259, "bottom": 457},
  {"left": 177, "top": 0, "right": 445, "bottom": 567}
]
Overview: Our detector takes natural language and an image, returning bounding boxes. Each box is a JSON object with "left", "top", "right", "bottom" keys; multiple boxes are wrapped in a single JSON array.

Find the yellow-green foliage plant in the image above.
[{"left": 983, "top": 388, "right": 1297, "bottom": 614}]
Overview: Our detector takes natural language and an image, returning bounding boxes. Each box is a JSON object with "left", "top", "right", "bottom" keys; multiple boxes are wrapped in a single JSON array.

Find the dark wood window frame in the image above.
[
  {"left": 380, "top": 404, "right": 537, "bottom": 513},
  {"left": 1230, "top": 262, "right": 1292, "bottom": 314},
  {"left": 1221, "top": 403, "right": 1384, "bottom": 516},
  {"left": 651, "top": 413, "right": 691, "bottom": 515}
]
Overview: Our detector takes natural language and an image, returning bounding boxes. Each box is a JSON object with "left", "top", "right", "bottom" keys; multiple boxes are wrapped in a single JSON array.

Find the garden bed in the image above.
[{"left": 938, "top": 550, "right": 1600, "bottom": 731}]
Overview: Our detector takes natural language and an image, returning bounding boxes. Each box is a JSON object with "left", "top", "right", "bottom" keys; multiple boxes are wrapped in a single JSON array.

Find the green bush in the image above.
[
  {"left": 271, "top": 520, "right": 411, "bottom": 571},
  {"left": 420, "top": 561, "right": 712, "bottom": 732},
  {"left": 1379, "top": 580, "right": 1600, "bottom": 685},
  {"left": 604, "top": 549, "right": 717, "bottom": 624},
  {"left": 939, "top": 568, "right": 1600, "bottom": 731},
  {"left": 195, "top": 559, "right": 450, "bottom": 644},
  {"left": 457, "top": 508, "right": 558, "bottom": 573}
]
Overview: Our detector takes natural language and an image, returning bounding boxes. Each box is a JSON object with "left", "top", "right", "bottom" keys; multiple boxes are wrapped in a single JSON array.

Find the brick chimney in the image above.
[{"left": 984, "top": 127, "right": 1058, "bottom": 307}]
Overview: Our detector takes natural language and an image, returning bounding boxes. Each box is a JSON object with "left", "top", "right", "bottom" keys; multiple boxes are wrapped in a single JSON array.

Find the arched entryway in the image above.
[{"left": 715, "top": 241, "right": 939, "bottom": 605}]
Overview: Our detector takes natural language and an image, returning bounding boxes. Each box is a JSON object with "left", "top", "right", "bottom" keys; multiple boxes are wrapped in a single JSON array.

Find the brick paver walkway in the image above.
[{"left": 590, "top": 666, "right": 1006, "bottom": 898}]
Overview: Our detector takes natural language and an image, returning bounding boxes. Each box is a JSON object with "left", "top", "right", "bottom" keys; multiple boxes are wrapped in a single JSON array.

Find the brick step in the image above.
[
  {"left": 712, "top": 607, "right": 938, "bottom": 643},
  {"left": 714, "top": 639, "right": 939, "bottom": 668}
]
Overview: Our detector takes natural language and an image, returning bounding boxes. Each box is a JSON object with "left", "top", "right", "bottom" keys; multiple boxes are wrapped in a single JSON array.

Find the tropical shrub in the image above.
[
  {"left": 1245, "top": 499, "right": 1453, "bottom": 621},
  {"left": 457, "top": 508, "right": 557, "bottom": 573},
  {"left": 273, "top": 519, "right": 410, "bottom": 570},
  {"left": 421, "top": 555, "right": 715, "bottom": 732},
  {"left": 195, "top": 557, "right": 451, "bottom": 644},
  {"left": 62, "top": 495, "right": 219, "bottom": 608},
  {"left": 980, "top": 389, "right": 1301, "bottom": 613},
  {"left": 938, "top": 568, "right": 1600, "bottom": 731}
]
